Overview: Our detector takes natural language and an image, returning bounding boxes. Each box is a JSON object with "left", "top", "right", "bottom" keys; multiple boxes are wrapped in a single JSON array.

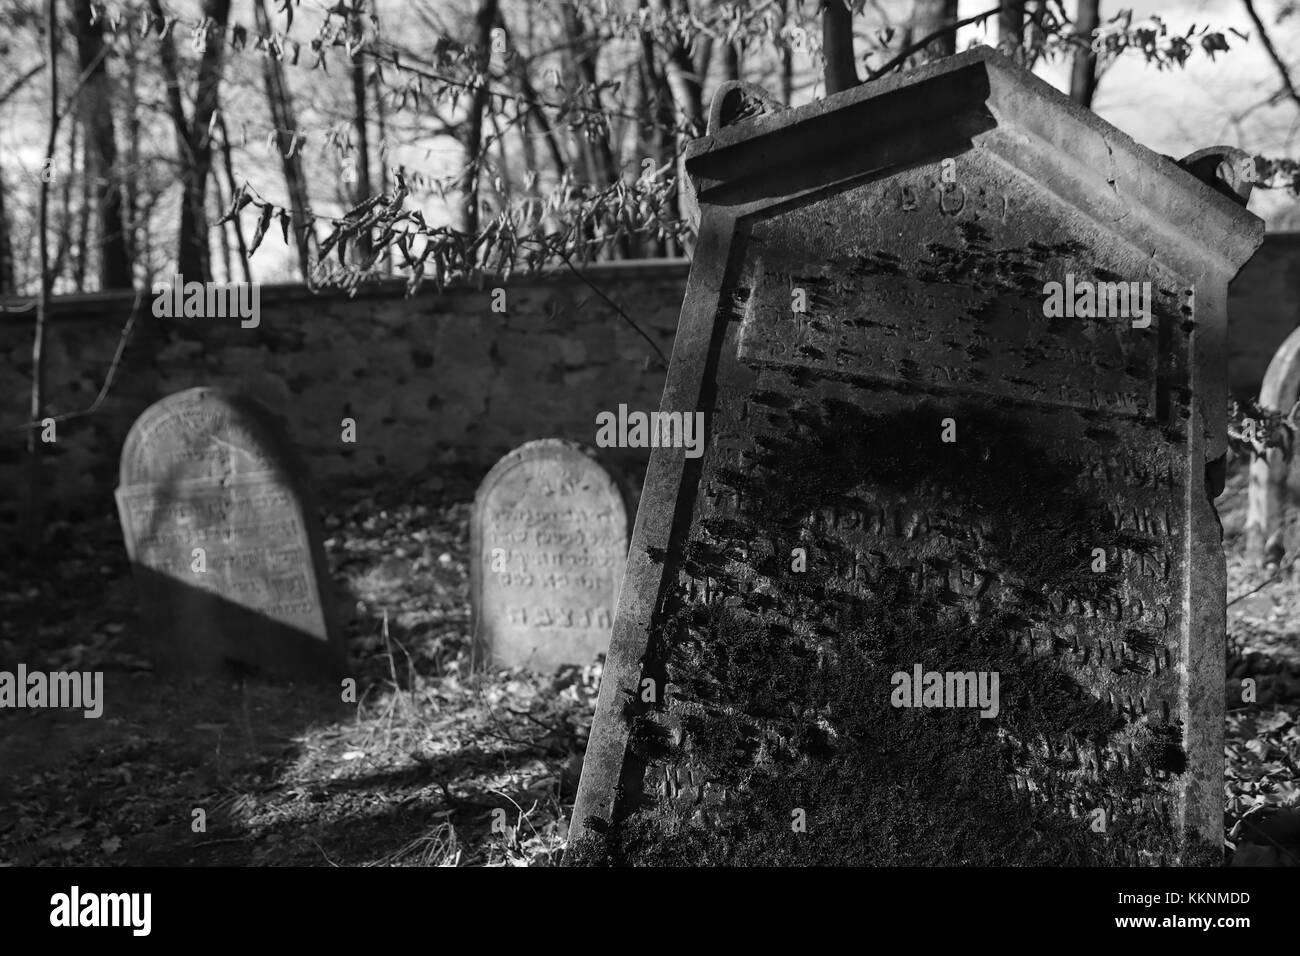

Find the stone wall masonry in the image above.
[
  {"left": 0, "top": 239, "right": 1296, "bottom": 531},
  {"left": 0, "top": 261, "right": 685, "bottom": 533}
]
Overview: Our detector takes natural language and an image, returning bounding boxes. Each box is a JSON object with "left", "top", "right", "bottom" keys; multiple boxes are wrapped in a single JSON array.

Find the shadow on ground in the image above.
[{"left": 0, "top": 472, "right": 597, "bottom": 867}]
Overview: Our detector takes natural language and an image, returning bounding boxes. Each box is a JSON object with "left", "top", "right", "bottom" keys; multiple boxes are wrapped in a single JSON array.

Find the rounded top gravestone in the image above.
[
  {"left": 115, "top": 387, "right": 343, "bottom": 680},
  {"left": 119, "top": 387, "right": 299, "bottom": 486},
  {"left": 471, "top": 439, "right": 629, "bottom": 672}
]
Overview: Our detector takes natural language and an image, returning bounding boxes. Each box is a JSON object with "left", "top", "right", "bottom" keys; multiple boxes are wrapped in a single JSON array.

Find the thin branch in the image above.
[
  {"left": 0, "top": 62, "right": 43, "bottom": 107},
  {"left": 9, "top": 286, "right": 145, "bottom": 432},
  {"left": 1227, "top": 571, "right": 1281, "bottom": 608},
  {"left": 867, "top": 3, "right": 1008, "bottom": 80},
  {"left": 1242, "top": 0, "right": 1300, "bottom": 111},
  {"left": 555, "top": 250, "right": 668, "bottom": 369}
]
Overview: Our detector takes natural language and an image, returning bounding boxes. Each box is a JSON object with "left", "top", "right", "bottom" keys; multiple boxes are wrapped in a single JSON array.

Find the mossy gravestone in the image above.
[
  {"left": 472, "top": 440, "right": 628, "bottom": 671},
  {"left": 116, "top": 388, "right": 343, "bottom": 680},
  {"left": 569, "top": 47, "right": 1264, "bottom": 866}
]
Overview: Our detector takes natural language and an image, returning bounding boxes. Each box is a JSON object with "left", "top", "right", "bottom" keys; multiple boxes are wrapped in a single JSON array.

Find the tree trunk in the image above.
[
  {"left": 72, "top": 0, "right": 132, "bottom": 289},
  {"left": 348, "top": 5, "right": 373, "bottom": 261},
  {"left": 1070, "top": 0, "right": 1100, "bottom": 107},
  {"left": 0, "top": 164, "right": 13, "bottom": 293},
  {"left": 25, "top": 0, "right": 59, "bottom": 551},
  {"left": 560, "top": 2, "right": 618, "bottom": 186},
  {"left": 778, "top": 0, "right": 794, "bottom": 105},
  {"left": 74, "top": 135, "right": 91, "bottom": 291},
  {"left": 211, "top": 157, "right": 233, "bottom": 282},
  {"left": 151, "top": 0, "right": 231, "bottom": 281},
  {"left": 217, "top": 114, "right": 251, "bottom": 285},
  {"left": 656, "top": 0, "right": 705, "bottom": 133},
  {"left": 459, "top": 0, "right": 499, "bottom": 235},
  {"left": 125, "top": 27, "right": 141, "bottom": 271},
  {"left": 997, "top": 0, "right": 1024, "bottom": 60},
  {"left": 724, "top": 41, "right": 741, "bottom": 82},
  {"left": 254, "top": 0, "right": 312, "bottom": 276},
  {"left": 821, "top": 0, "right": 859, "bottom": 94},
  {"left": 51, "top": 119, "right": 78, "bottom": 287},
  {"left": 911, "top": 0, "right": 960, "bottom": 61}
]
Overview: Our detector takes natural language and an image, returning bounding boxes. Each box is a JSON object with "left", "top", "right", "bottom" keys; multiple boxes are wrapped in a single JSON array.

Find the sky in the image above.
[{"left": 960, "top": 0, "right": 1300, "bottom": 228}]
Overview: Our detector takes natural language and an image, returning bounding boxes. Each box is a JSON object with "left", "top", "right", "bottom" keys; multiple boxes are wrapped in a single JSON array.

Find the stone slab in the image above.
[
  {"left": 569, "top": 47, "right": 1265, "bottom": 865},
  {"left": 115, "top": 387, "right": 343, "bottom": 680},
  {"left": 472, "top": 439, "right": 628, "bottom": 671}
]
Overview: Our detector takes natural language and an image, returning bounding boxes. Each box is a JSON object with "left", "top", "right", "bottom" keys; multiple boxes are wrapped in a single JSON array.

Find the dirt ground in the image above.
[
  {"left": 0, "top": 473, "right": 594, "bottom": 867},
  {"left": 1, "top": 455, "right": 1297, "bottom": 867}
]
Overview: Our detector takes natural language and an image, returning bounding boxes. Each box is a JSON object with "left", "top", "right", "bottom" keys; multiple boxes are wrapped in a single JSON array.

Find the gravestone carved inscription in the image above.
[
  {"left": 472, "top": 440, "right": 628, "bottom": 671},
  {"left": 570, "top": 48, "right": 1264, "bottom": 865},
  {"left": 116, "top": 388, "right": 343, "bottom": 680}
]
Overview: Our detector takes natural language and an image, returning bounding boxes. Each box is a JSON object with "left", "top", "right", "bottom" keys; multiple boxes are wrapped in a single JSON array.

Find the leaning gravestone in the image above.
[
  {"left": 570, "top": 47, "right": 1263, "bottom": 865},
  {"left": 116, "top": 387, "right": 344, "bottom": 680},
  {"left": 472, "top": 440, "right": 628, "bottom": 671}
]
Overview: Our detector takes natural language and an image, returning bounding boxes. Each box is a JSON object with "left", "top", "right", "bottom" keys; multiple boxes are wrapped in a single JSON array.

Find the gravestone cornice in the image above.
[{"left": 682, "top": 46, "right": 1263, "bottom": 278}]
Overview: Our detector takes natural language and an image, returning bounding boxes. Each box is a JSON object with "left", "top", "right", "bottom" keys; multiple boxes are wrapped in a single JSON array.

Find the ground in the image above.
[{"left": 1, "top": 456, "right": 1297, "bottom": 867}]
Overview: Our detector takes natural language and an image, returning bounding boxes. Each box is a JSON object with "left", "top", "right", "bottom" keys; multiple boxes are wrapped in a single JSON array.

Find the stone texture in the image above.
[
  {"left": 115, "top": 387, "right": 343, "bottom": 680},
  {"left": 570, "top": 47, "right": 1265, "bottom": 865},
  {"left": 472, "top": 440, "right": 628, "bottom": 671}
]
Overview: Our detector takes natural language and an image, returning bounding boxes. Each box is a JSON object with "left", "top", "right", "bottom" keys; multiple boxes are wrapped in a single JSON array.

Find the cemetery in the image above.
[{"left": 2, "top": 1, "right": 1300, "bottom": 874}]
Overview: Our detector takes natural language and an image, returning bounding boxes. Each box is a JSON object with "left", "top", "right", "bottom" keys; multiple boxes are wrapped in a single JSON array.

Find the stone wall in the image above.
[
  {"left": 1, "top": 236, "right": 1297, "bottom": 530},
  {"left": 0, "top": 261, "right": 686, "bottom": 531}
]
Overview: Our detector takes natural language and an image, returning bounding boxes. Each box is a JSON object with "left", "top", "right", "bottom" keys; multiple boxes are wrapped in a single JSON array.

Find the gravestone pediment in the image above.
[
  {"left": 115, "top": 388, "right": 343, "bottom": 680},
  {"left": 571, "top": 47, "right": 1264, "bottom": 865}
]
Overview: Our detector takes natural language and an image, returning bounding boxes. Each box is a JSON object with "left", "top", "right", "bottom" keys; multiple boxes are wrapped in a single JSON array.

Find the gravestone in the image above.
[
  {"left": 116, "top": 387, "right": 343, "bottom": 680},
  {"left": 570, "top": 48, "right": 1264, "bottom": 866},
  {"left": 472, "top": 440, "right": 628, "bottom": 671},
  {"left": 1245, "top": 325, "right": 1300, "bottom": 564}
]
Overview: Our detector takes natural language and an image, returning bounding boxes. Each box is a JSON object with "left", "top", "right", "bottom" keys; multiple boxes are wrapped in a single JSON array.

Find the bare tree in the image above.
[
  {"left": 1070, "top": 0, "right": 1100, "bottom": 107},
  {"left": 149, "top": 0, "right": 232, "bottom": 280},
  {"left": 459, "top": 0, "right": 499, "bottom": 234},
  {"left": 348, "top": 0, "right": 374, "bottom": 261},
  {"left": 0, "top": 167, "right": 13, "bottom": 293},
  {"left": 997, "top": 0, "right": 1025, "bottom": 60},
  {"left": 72, "top": 0, "right": 132, "bottom": 288},
  {"left": 253, "top": 0, "right": 312, "bottom": 277},
  {"left": 911, "top": 0, "right": 960, "bottom": 61},
  {"left": 25, "top": 0, "right": 59, "bottom": 548},
  {"left": 777, "top": 0, "right": 794, "bottom": 105},
  {"left": 822, "top": 0, "right": 859, "bottom": 93}
]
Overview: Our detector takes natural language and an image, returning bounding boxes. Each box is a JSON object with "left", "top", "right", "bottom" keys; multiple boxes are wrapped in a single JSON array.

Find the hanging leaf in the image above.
[
  {"left": 215, "top": 185, "right": 254, "bottom": 226},
  {"left": 249, "top": 204, "right": 275, "bottom": 255},
  {"left": 319, "top": 227, "right": 341, "bottom": 261},
  {"left": 396, "top": 232, "right": 415, "bottom": 267},
  {"left": 279, "top": 209, "right": 292, "bottom": 246}
]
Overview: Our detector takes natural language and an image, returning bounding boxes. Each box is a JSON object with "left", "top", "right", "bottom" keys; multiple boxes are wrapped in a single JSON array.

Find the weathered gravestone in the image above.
[
  {"left": 1245, "top": 325, "right": 1300, "bottom": 565},
  {"left": 472, "top": 440, "right": 628, "bottom": 671},
  {"left": 570, "top": 48, "right": 1264, "bottom": 865},
  {"left": 116, "top": 387, "right": 344, "bottom": 680}
]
